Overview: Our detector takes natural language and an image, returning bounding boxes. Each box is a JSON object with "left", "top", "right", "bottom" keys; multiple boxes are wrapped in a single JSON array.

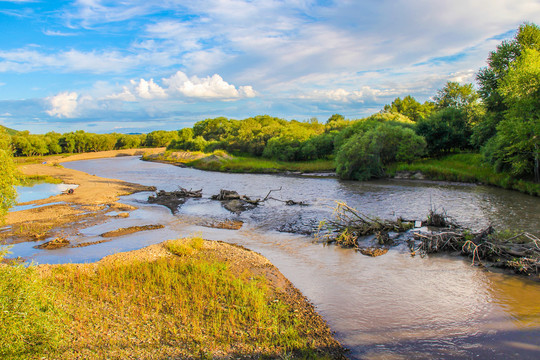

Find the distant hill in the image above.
[{"left": 0, "top": 125, "right": 18, "bottom": 135}]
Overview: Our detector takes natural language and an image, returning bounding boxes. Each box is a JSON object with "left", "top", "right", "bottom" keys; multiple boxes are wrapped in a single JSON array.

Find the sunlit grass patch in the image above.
[
  {"left": 389, "top": 153, "right": 540, "bottom": 196},
  {"left": 38, "top": 238, "right": 335, "bottom": 359},
  {"left": 0, "top": 248, "right": 64, "bottom": 359},
  {"left": 190, "top": 155, "right": 335, "bottom": 174}
]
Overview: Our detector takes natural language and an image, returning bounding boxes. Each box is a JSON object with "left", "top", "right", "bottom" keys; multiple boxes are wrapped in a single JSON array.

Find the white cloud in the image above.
[
  {"left": 106, "top": 70, "right": 257, "bottom": 102},
  {"left": 43, "top": 29, "right": 77, "bottom": 36},
  {"left": 131, "top": 78, "right": 167, "bottom": 100},
  {"left": 163, "top": 71, "right": 255, "bottom": 99},
  {"left": 299, "top": 86, "right": 399, "bottom": 103},
  {"left": 46, "top": 92, "right": 80, "bottom": 118}
]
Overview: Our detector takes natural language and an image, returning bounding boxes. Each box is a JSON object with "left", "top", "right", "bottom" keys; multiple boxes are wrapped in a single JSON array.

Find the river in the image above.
[{"left": 11, "top": 156, "right": 540, "bottom": 359}]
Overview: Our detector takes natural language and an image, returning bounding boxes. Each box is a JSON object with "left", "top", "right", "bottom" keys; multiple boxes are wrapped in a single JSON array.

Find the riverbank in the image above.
[
  {"left": 1, "top": 149, "right": 162, "bottom": 244},
  {"left": 1, "top": 238, "right": 345, "bottom": 359},
  {"left": 388, "top": 153, "right": 540, "bottom": 196},
  {"left": 143, "top": 150, "right": 336, "bottom": 174}
]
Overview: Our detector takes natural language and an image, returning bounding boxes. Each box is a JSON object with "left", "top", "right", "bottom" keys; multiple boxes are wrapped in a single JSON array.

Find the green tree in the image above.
[
  {"left": 474, "top": 22, "right": 540, "bottom": 147},
  {"left": 383, "top": 95, "right": 435, "bottom": 122},
  {"left": 0, "top": 147, "right": 18, "bottom": 222},
  {"left": 336, "top": 123, "right": 426, "bottom": 180},
  {"left": 493, "top": 48, "right": 540, "bottom": 182},
  {"left": 416, "top": 107, "right": 472, "bottom": 156},
  {"left": 434, "top": 82, "right": 479, "bottom": 109}
]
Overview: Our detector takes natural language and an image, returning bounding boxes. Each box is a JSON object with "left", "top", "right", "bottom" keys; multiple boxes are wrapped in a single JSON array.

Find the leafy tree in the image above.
[
  {"left": 325, "top": 114, "right": 351, "bottom": 131},
  {"left": 336, "top": 123, "right": 426, "bottom": 180},
  {"left": 193, "top": 117, "right": 234, "bottom": 141},
  {"left": 490, "top": 48, "right": 540, "bottom": 182},
  {"left": 334, "top": 112, "right": 414, "bottom": 151},
  {"left": 474, "top": 22, "right": 540, "bottom": 147},
  {"left": 434, "top": 82, "right": 479, "bottom": 109},
  {"left": 416, "top": 107, "right": 472, "bottom": 156},
  {"left": 145, "top": 130, "right": 178, "bottom": 147},
  {"left": 383, "top": 95, "right": 435, "bottom": 122},
  {"left": 115, "top": 134, "right": 143, "bottom": 149}
]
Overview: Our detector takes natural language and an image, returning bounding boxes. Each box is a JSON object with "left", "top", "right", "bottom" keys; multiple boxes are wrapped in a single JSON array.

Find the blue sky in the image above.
[{"left": 0, "top": 0, "right": 538, "bottom": 134}]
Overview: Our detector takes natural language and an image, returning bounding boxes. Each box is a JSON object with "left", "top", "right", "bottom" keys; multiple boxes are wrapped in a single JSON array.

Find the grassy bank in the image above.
[
  {"left": 0, "top": 239, "right": 343, "bottom": 359},
  {"left": 143, "top": 151, "right": 335, "bottom": 174},
  {"left": 388, "top": 153, "right": 540, "bottom": 196}
]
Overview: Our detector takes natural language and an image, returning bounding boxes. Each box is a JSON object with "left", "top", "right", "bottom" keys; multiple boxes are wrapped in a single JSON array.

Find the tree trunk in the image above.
[{"left": 535, "top": 143, "right": 539, "bottom": 183}]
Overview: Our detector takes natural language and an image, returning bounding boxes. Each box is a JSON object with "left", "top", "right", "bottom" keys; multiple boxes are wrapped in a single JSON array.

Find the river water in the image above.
[{"left": 11, "top": 156, "right": 540, "bottom": 359}]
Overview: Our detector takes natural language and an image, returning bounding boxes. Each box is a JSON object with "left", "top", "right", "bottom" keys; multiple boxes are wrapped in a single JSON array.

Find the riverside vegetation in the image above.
[{"left": 0, "top": 237, "right": 344, "bottom": 359}]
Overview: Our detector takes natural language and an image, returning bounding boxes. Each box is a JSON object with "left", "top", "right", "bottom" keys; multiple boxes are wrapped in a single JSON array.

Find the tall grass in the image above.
[
  {"left": 42, "top": 238, "right": 332, "bottom": 358},
  {"left": 0, "top": 248, "right": 64, "bottom": 359},
  {"left": 388, "top": 153, "right": 540, "bottom": 196},
  {"left": 190, "top": 155, "right": 335, "bottom": 173}
]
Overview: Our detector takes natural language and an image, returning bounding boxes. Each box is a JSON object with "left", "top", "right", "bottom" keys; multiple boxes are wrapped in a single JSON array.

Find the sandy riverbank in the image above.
[
  {"left": 1, "top": 149, "right": 163, "bottom": 244},
  {"left": 31, "top": 239, "right": 345, "bottom": 358}
]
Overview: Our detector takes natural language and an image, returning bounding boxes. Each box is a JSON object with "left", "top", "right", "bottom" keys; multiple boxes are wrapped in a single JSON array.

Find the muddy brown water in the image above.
[{"left": 9, "top": 156, "right": 540, "bottom": 359}]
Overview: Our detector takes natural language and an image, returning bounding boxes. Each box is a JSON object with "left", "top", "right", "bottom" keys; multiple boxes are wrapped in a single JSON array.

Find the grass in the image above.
[
  {"left": 0, "top": 247, "right": 64, "bottom": 359},
  {"left": 18, "top": 174, "right": 63, "bottom": 186},
  {"left": 387, "top": 153, "right": 540, "bottom": 196},
  {"left": 0, "top": 238, "right": 340, "bottom": 359},
  {"left": 192, "top": 156, "right": 335, "bottom": 174},
  {"left": 143, "top": 150, "right": 336, "bottom": 174},
  {"left": 13, "top": 154, "right": 71, "bottom": 165}
]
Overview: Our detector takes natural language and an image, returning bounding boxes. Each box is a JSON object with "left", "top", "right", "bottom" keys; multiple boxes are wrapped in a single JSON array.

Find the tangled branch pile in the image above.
[
  {"left": 317, "top": 202, "right": 413, "bottom": 248},
  {"left": 413, "top": 227, "right": 540, "bottom": 276}
]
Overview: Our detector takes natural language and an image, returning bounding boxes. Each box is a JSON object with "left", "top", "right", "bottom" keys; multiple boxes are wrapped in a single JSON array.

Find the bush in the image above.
[{"left": 336, "top": 123, "right": 426, "bottom": 180}]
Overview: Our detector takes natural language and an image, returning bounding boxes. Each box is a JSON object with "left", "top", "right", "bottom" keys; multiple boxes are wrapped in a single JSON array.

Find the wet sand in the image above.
[{"left": 2, "top": 149, "right": 162, "bottom": 244}]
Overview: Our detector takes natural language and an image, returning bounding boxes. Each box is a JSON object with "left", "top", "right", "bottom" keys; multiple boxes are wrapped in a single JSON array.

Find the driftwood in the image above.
[
  {"left": 210, "top": 188, "right": 307, "bottom": 213},
  {"left": 317, "top": 203, "right": 540, "bottom": 277},
  {"left": 412, "top": 227, "right": 540, "bottom": 276},
  {"left": 317, "top": 201, "right": 414, "bottom": 248},
  {"left": 211, "top": 189, "right": 260, "bottom": 214},
  {"left": 148, "top": 187, "right": 202, "bottom": 213}
]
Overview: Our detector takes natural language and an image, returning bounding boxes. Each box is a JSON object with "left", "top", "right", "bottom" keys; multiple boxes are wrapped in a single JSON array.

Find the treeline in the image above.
[
  {"left": 167, "top": 22, "right": 539, "bottom": 183},
  {"left": 0, "top": 129, "right": 179, "bottom": 157}
]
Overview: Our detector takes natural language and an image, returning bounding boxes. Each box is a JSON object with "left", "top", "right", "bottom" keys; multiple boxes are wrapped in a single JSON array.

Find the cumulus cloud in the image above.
[
  {"left": 46, "top": 92, "right": 80, "bottom": 118},
  {"left": 163, "top": 71, "right": 256, "bottom": 99},
  {"left": 132, "top": 78, "right": 167, "bottom": 99},
  {"left": 106, "top": 70, "right": 257, "bottom": 102}
]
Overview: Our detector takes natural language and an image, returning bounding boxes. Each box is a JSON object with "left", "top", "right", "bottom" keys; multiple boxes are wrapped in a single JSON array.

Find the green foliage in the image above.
[
  {"left": 334, "top": 112, "right": 414, "bottom": 151},
  {"left": 389, "top": 153, "right": 540, "bottom": 196},
  {"left": 434, "top": 81, "right": 480, "bottom": 109},
  {"left": 416, "top": 107, "right": 472, "bottom": 156},
  {"left": 490, "top": 47, "right": 540, "bottom": 181},
  {"left": 0, "top": 125, "right": 19, "bottom": 136},
  {"left": 144, "top": 130, "right": 178, "bottom": 147},
  {"left": 0, "top": 256, "right": 64, "bottom": 358},
  {"left": 474, "top": 22, "right": 540, "bottom": 147},
  {"left": 336, "top": 123, "right": 426, "bottom": 180},
  {"left": 0, "top": 148, "right": 18, "bottom": 222},
  {"left": 383, "top": 95, "right": 435, "bottom": 122}
]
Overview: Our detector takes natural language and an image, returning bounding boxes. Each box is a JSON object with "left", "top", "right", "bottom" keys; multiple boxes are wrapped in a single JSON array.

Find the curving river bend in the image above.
[{"left": 11, "top": 156, "right": 540, "bottom": 359}]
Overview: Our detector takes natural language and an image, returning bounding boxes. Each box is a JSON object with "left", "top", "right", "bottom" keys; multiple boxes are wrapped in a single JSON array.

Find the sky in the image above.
[{"left": 0, "top": 0, "right": 538, "bottom": 134}]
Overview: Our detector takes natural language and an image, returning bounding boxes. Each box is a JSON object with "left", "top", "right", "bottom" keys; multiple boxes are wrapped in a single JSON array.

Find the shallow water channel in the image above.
[{"left": 11, "top": 156, "right": 540, "bottom": 359}]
